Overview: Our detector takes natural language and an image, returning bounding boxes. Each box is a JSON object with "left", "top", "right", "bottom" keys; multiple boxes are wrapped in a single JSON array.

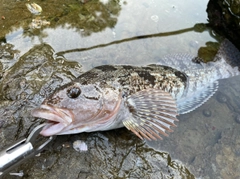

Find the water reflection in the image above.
[
  {"left": 0, "top": 0, "right": 121, "bottom": 38},
  {"left": 55, "top": 23, "right": 218, "bottom": 57}
]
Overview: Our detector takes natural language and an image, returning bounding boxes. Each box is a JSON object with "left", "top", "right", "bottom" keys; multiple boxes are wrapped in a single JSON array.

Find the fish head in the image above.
[{"left": 32, "top": 82, "right": 122, "bottom": 136}]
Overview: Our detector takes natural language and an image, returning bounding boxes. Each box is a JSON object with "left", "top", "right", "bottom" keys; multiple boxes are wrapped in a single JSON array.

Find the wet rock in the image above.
[
  {"left": 207, "top": 0, "right": 240, "bottom": 49},
  {"left": 0, "top": 61, "right": 3, "bottom": 79},
  {"left": 0, "top": 43, "right": 83, "bottom": 145},
  {"left": 2, "top": 130, "right": 194, "bottom": 179},
  {"left": 214, "top": 128, "right": 240, "bottom": 179},
  {"left": 234, "top": 113, "right": 240, "bottom": 124},
  {"left": 0, "top": 43, "right": 19, "bottom": 72},
  {"left": 216, "top": 90, "right": 237, "bottom": 112},
  {"left": 0, "top": 43, "right": 82, "bottom": 101},
  {"left": 0, "top": 43, "right": 19, "bottom": 60}
]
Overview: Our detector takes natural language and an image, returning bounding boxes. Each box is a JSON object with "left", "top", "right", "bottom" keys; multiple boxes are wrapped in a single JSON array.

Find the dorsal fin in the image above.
[
  {"left": 177, "top": 81, "right": 218, "bottom": 114},
  {"left": 123, "top": 89, "right": 178, "bottom": 140}
]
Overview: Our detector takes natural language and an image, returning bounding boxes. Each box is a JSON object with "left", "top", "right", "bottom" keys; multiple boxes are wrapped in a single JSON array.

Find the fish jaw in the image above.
[
  {"left": 31, "top": 105, "right": 74, "bottom": 136},
  {"left": 54, "top": 93, "right": 124, "bottom": 134},
  {"left": 39, "top": 122, "right": 66, "bottom": 136}
]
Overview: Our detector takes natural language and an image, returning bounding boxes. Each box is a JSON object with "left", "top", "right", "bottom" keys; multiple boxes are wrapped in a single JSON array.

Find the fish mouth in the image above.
[{"left": 31, "top": 104, "right": 74, "bottom": 136}]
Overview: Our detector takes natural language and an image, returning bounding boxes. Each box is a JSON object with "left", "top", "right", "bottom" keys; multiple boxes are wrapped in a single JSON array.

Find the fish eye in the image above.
[{"left": 67, "top": 87, "right": 81, "bottom": 99}]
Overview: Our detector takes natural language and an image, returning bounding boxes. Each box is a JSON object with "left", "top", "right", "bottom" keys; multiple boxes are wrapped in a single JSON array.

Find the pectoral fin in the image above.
[{"left": 123, "top": 89, "right": 178, "bottom": 140}]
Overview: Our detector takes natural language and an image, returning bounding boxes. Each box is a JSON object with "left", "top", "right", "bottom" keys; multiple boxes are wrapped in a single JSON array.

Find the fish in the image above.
[{"left": 32, "top": 39, "right": 240, "bottom": 140}]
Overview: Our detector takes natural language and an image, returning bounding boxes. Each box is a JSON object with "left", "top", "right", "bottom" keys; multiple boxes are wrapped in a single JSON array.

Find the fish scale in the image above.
[{"left": 79, "top": 64, "right": 188, "bottom": 99}]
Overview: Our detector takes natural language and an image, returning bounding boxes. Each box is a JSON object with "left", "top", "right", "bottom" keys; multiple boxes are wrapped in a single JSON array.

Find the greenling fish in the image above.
[{"left": 32, "top": 39, "right": 240, "bottom": 140}]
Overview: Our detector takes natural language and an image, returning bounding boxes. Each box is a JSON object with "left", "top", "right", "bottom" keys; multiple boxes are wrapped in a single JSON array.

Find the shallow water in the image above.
[{"left": 0, "top": 0, "right": 240, "bottom": 178}]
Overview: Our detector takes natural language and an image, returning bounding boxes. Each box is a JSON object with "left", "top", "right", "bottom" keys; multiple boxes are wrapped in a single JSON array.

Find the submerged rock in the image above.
[
  {"left": 214, "top": 128, "right": 240, "bottom": 179},
  {"left": 207, "top": 0, "right": 240, "bottom": 49}
]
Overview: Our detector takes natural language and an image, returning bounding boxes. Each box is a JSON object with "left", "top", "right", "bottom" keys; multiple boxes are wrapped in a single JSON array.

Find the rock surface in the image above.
[{"left": 207, "top": 0, "right": 240, "bottom": 49}]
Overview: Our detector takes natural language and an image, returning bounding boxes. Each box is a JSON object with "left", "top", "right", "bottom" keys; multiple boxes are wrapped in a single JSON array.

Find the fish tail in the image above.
[{"left": 213, "top": 39, "right": 240, "bottom": 78}]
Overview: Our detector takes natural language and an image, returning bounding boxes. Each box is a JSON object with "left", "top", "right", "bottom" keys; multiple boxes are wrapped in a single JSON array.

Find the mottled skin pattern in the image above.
[{"left": 51, "top": 64, "right": 188, "bottom": 101}]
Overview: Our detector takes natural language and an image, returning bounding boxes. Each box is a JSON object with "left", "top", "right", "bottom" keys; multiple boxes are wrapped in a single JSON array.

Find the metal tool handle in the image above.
[
  {"left": 0, "top": 124, "right": 56, "bottom": 177},
  {"left": 0, "top": 138, "right": 34, "bottom": 176}
]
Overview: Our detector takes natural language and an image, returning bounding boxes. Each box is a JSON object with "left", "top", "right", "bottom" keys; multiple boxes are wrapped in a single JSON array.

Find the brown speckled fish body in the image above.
[
  {"left": 33, "top": 65, "right": 186, "bottom": 140},
  {"left": 69, "top": 64, "right": 187, "bottom": 99},
  {"left": 32, "top": 39, "right": 240, "bottom": 140}
]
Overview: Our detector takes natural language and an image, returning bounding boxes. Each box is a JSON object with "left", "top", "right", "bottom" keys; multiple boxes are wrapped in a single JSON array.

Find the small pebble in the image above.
[
  {"left": 35, "top": 153, "right": 41, "bottom": 157},
  {"left": 216, "top": 92, "right": 228, "bottom": 103},
  {"left": 203, "top": 109, "right": 212, "bottom": 117},
  {"left": 73, "top": 140, "right": 88, "bottom": 152},
  {"left": 62, "top": 142, "right": 71, "bottom": 148}
]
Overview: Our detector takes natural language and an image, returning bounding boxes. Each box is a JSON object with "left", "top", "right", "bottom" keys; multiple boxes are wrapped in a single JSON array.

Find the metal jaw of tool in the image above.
[{"left": 0, "top": 124, "right": 56, "bottom": 177}]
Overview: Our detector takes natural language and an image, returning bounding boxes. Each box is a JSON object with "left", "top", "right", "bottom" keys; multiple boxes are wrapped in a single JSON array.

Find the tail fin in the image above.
[
  {"left": 213, "top": 39, "right": 240, "bottom": 78},
  {"left": 177, "top": 39, "right": 240, "bottom": 114},
  {"left": 215, "top": 39, "right": 240, "bottom": 66}
]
